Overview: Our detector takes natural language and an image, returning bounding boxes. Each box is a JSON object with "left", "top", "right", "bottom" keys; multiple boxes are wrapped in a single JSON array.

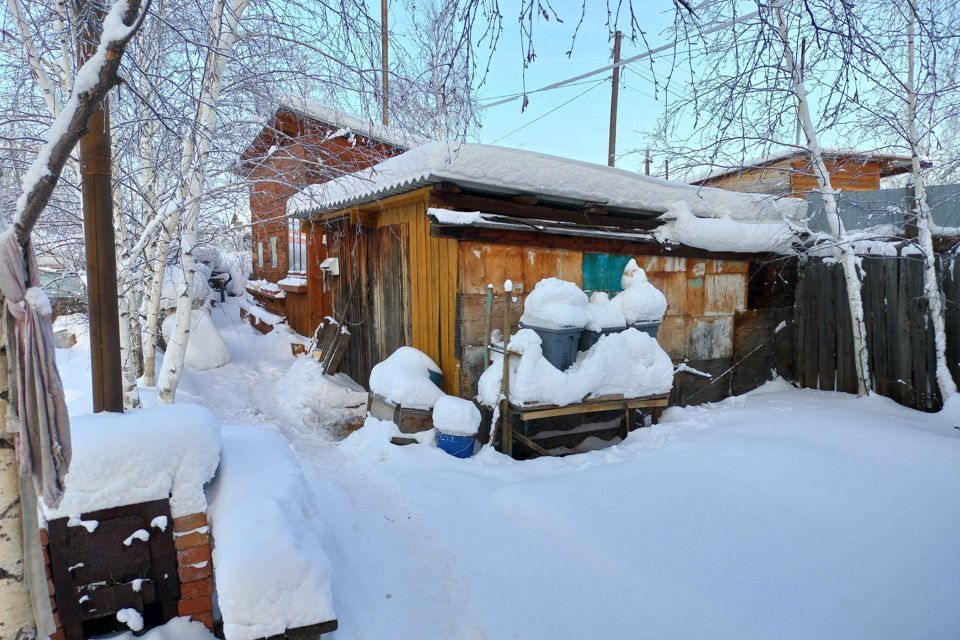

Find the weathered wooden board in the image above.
[{"left": 792, "top": 255, "right": 957, "bottom": 411}]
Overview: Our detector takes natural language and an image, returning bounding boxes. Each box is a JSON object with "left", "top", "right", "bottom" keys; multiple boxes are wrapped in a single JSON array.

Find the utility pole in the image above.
[
  {"left": 664, "top": 159, "right": 670, "bottom": 181},
  {"left": 608, "top": 31, "right": 622, "bottom": 167},
  {"left": 77, "top": 0, "right": 123, "bottom": 413},
  {"left": 644, "top": 149, "right": 651, "bottom": 176},
  {"left": 381, "top": 0, "right": 389, "bottom": 126}
]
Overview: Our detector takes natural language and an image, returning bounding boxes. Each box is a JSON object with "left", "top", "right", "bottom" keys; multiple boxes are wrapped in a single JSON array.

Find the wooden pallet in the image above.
[{"left": 505, "top": 393, "right": 670, "bottom": 458}]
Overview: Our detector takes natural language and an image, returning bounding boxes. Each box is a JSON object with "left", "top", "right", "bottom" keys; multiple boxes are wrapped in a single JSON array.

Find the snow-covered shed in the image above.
[
  {"left": 285, "top": 141, "right": 804, "bottom": 403},
  {"left": 238, "top": 98, "right": 421, "bottom": 334}
]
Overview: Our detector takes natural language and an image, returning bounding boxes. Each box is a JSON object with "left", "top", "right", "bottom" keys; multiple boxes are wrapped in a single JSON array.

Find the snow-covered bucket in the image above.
[
  {"left": 436, "top": 432, "right": 475, "bottom": 458},
  {"left": 579, "top": 291, "right": 627, "bottom": 353},
  {"left": 578, "top": 327, "right": 621, "bottom": 353},
  {"left": 519, "top": 323, "right": 582, "bottom": 371},
  {"left": 433, "top": 396, "right": 480, "bottom": 459},
  {"left": 518, "top": 278, "right": 588, "bottom": 371},
  {"left": 630, "top": 320, "right": 661, "bottom": 339}
]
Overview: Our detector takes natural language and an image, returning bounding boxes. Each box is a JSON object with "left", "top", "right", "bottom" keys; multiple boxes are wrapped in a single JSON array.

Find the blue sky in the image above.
[{"left": 466, "top": 3, "right": 680, "bottom": 174}]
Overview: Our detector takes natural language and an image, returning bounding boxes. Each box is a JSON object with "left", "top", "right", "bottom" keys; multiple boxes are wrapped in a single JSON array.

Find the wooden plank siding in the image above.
[
  {"left": 455, "top": 239, "right": 751, "bottom": 398},
  {"left": 308, "top": 191, "right": 460, "bottom": 395}
]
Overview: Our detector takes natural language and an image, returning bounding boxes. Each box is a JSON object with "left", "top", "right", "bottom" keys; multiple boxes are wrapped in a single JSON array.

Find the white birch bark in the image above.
[
  {"left": 113, "top": 179, "right": 142, "bottom": 409},
  {"left": 905, "top": 4, "right": 957, "bottom": 402},
  {"left": 0, "top": 315, "right": 34, "bottom": 639},
  {"left": 156, "top": 0, "right": 251, "bottom": 404},
  {"left": 7, "top": 0, "right": 61, "bottom": 118},
  {"left": 776, "top": 8, "right": 872, "bottom": 396}
]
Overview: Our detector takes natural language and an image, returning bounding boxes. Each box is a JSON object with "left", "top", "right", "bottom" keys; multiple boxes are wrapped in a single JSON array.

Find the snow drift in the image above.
[{"left": 207, "top": 426, "right": 335, "bottom": 640}]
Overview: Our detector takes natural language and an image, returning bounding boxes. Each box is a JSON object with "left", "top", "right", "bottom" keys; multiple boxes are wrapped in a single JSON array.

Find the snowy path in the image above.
[{"left": 58, "top": 305, "right": 960, "bottom": 640}]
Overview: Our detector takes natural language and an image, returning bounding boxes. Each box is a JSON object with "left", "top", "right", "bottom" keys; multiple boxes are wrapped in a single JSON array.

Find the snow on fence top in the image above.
[
  {"left": 287, "top": 141, "right": 803, "bottom": 223},
  {"left": 42, "top": 404, "right": 221, "bottom": 522},
  {"left": 279, "top": 96, "right": 427, "bottom": 151}
]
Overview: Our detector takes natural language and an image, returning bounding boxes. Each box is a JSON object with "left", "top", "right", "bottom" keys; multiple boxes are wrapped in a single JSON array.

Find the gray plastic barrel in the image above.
[
  {"left": 630, "top": 320, "right": 661, "bottom": 339},
  {"left": 578, "top": 327, "right": 622, "bottom": 353},
  {"left": 519, "top": 322, "right": 582, "bottom": 371}
]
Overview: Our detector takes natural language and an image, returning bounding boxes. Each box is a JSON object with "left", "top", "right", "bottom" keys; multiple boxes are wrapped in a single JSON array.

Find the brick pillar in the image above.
[
  {"left": 39, "top": 527, "right": 65, "bottom": 640},
  {"left": 173, "top": 513, "right": 214, "bottom": 629}
]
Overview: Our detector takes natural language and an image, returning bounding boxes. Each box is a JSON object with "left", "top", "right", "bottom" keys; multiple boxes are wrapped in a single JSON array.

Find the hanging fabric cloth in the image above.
[{"left": 0, "top": 230, "right": 71, "bottom": 507}]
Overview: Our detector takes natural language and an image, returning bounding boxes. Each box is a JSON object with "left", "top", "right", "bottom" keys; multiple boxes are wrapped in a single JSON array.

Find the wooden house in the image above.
[
  {"left": 690, "top": 150, "right": 915, "bottom": 196},
  {"left": 282, "top": 142, "right": 803, "bottom": 403},
  {"left": 238, "top": 98, "right": 420, "bottom": 334}
]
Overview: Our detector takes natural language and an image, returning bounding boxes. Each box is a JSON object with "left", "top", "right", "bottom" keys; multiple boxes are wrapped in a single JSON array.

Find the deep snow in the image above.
[{"left": 57, "top": 301, "right": 960, "bottom": 640}]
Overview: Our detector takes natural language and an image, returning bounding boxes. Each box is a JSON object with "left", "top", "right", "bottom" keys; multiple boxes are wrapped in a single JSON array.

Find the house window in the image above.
[
  {"left": 257, "top": 241, "right": 264, "bottom": 268},
  {"left": 288, "top": 218, "right": 307, "bottom": 273},
  {"left": 269, "top": 237, "right": 278, "bottom": 269}
]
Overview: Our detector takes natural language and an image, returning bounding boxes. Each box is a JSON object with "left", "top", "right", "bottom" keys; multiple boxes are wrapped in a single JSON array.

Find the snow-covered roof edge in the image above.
[
  {"left": 686, "top": 148, "right": 916, "bottom": 185},
  {"left": 426, "top": 206, "right": 801, "bottom": 255},
  {"left": 288, "top": 142, "right": 805, "bottom": 224},
  {"left": 279, "top": 96, "right": 429, "bottom": 151}
]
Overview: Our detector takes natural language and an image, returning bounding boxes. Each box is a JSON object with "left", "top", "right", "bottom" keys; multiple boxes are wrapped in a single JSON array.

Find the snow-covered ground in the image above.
[{"left": 57, "top": 301, "right": 960, "bottom": 639}]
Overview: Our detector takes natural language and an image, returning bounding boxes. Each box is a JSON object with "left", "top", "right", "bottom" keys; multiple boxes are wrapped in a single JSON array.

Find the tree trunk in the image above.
[
  {"left": 143, "top": 225, "right": 170, "bottom": 387},
  {"left": 156, "top": 0, "right": 250, "bottom": 404},
  {"left": 776, "top": 8, "right": 872, "bottom": 395},
  {"left": 0, "top": 306, "right": 34, "bottom": 637},
  {"left": 905, "top": 4, "right": 956, "bottom": 403}
]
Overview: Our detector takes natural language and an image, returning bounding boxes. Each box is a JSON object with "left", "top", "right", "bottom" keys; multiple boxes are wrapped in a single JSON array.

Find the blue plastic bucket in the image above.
[{"left": 436, "top": 431, "right": 475, "bottom": 458}]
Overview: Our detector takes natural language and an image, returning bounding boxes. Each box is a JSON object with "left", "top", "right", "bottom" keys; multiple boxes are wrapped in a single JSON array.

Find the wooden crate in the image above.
[{"left": 367, "top": 393, "right": 434, "bottom": 434}]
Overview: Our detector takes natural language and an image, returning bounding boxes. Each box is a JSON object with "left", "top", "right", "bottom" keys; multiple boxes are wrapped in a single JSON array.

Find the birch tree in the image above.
[
  {"left": 156, "top": 0, "right": 251, "bottom": 404},
  {"left": 773, "top": 6, "right": 872, "bottom": 395},
  {"left": 652, "top": 1, "right": 874, "bottom": 394},
  {"left": 0, "top": 0, "right": 150, "bottom": 632}
]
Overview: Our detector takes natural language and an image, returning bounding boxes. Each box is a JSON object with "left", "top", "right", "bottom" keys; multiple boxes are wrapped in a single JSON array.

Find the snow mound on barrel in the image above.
[
  {"left": 369, "top": 347, "right": 443, "bottom": 410},
  {"left": 584, "top": 292, "right": 626, "bottom": 331},
  {"left": 207, "top": 426, "right": 335, "bottom": 640},
  {"left": 42, "top": 404, "right": 221, "bottom": 520},
  {"left": 162, "top": 308, "right": 231, "bottom": 371},
  {"left": 611, "top": 259, "right": 667, "bottom": 323},
  {"left": 519, "top": 278, "right": 589, "bottom": 330},
  {"left": 478, "top": 327, "right": 674, "bottom": 407},
  {"left": 432, "top": 395, "right": 481, "bottom": 436}
]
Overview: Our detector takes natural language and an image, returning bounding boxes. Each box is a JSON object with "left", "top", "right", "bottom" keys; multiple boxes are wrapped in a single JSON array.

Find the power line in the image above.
[
  {"left": 477, "top": 0, "right": 792, "bottom": 112},
  {"left": 490, "top": 78, "right": 609, "bottom": 145}
]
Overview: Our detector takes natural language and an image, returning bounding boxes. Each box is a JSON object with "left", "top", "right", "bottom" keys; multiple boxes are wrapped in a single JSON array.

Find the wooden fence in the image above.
[{"left": 794, "top": 255, "right": 960, "bottom": 411}]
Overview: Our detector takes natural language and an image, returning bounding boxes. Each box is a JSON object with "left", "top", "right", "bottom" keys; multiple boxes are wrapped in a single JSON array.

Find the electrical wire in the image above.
[{"left": 490, "top": 77, "right": 609, "bottom": 144}]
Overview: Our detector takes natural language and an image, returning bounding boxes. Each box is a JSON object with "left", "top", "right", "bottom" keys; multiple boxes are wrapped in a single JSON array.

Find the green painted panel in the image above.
[{"left": 582, "top": 253, "right": 633, "bottom": 295}]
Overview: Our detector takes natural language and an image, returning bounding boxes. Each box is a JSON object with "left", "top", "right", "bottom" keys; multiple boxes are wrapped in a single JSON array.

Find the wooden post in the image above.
[
  {"left": 483, "top": 284, "right": 493, "bottom": 369},
  {"left": 500, "top": 280, "right": 513, "bottom": 457},
  {"left": 608, "top": 31, "right": 622, "bottom": 168},
  {"left": 78, "top": 0, "right": 123, "bottom": 414},
  {"left": 381, "top": 0, "right": 389, "bottom": 126}
]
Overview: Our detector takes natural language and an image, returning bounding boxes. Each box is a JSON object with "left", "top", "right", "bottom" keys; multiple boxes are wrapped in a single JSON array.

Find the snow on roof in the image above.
[
  {"left": 426, "top": 204, "right": 800, "bottom": 255},
  {"left": 287, "top": 142, "right": 803, "bottom": 223},
  {"left": 687, "top": 148, "right": 915, "bottom": 185},
  {"left": 279, "top": 96, "right": 427, "bottom": 151}
]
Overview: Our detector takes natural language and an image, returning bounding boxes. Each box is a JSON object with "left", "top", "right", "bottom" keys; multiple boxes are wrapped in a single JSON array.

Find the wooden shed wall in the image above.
[
  {"left": 311, "top": 192, "right": 459, "bottom": 394},
  {"left": 455, "top": 239, "right": 750, "bottom": 398}
]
